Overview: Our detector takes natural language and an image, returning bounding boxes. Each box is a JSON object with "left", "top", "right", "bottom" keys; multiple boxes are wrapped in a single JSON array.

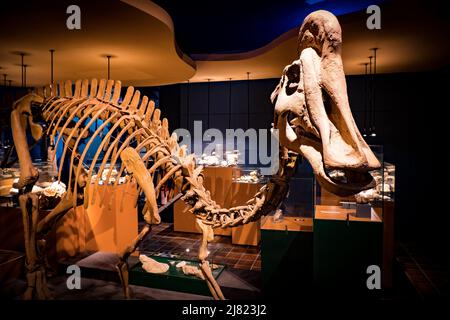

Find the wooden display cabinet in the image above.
[{"left": 56, "top": 180, "right": 139, "bottom": 257}]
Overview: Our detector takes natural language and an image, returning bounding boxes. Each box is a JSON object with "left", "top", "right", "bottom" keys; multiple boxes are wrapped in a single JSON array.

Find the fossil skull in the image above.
[{"left": 272, "top": 10, "right": 380, "bottom": 196}]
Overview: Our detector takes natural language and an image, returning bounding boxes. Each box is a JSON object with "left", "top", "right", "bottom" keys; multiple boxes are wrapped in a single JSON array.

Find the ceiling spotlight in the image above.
[
  {"left": 371, "top": 132, "right": 376, "bottom": 137},
  {"left": 185, "top": 248, "right": 190, "bottom": 253}
]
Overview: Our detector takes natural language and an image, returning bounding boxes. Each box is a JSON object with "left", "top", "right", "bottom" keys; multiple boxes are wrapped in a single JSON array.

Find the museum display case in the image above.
[
  {"left": 196, "top": 149, "right": 240, "bottom": 167},
  {"left": 313, "top": 145, "right": 395, "bottom": 290},
  {"left": 0, "top": 167, "right": 19, "bottom": 197},
  {"left": 283, "top": 176, "right": 315, "bottom": 218},
  {"left": 316, "top": 145, "right": 395, "bottom": 219},
  {"left": 91, "top": 163, "right": 127, "bottom": 185},
  {"left": 0, "top": 161, "right": 59, "bottom": 200},
  {"left": 231, "top": 167, "right": 267, "bottom": 184}
]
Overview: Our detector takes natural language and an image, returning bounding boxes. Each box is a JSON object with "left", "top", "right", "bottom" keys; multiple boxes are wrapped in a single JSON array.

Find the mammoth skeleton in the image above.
[{"left": 9, "top": 10, "right": 379, "bottom": 300}]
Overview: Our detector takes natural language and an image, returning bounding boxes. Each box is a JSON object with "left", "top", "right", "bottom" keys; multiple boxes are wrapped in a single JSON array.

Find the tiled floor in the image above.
[{"left": 139, "top": 223, "right": 261, "bottom": 271}]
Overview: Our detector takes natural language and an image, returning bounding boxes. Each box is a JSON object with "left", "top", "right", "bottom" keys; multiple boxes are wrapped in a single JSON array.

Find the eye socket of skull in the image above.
[{"left": 285, "top": 64, "right": 300, "bottom": 96}]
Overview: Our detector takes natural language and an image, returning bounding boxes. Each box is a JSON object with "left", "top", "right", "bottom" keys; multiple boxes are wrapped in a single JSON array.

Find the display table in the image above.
[
  {"left": 313, "top": 205, "right": 382, "bottom": 295},
  {"left": 260, "top": 216, "right": 313, "bottom": 296}
]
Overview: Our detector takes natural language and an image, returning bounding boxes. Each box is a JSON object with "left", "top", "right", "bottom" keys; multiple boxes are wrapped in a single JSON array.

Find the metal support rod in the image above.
[
  {"left": 371, "top": 48, "right": 378, "bottom": 135},
  {"left": 368, "top": 56, "right": 373, "bottom": 133},
  {"left": 186, "top": 80, "right": 190, "bottom": 130},
  {"left": 3, "top": 74, "right": 6, "bottom": 86},
  {"left": 107, "top": 55, "right": 111, "bottom": 80},
  {"left": 23, "top": 65, "right": 27, "bottom": 88},
  {"left": 363, "top": 63, "right": 369, "bottom": 136},
  {"left": 207, "top": 79, "right": 211, "bottom": 129},
  {"left": 228, "top": 77, "right": 232, "bottom": 129},
  {"left": 247, "top": 72, "right": 250, "bottom": 129},
  {"left": 20, "top": 53, "right": 24, "bottom": 87},
  {"left": 158, "top": 193, "right": 183, "bottom": 213},
  {"left": 50, "top": 49, "right": 55, "bottom": 85},
  {"left": 372, "top": 48, "right": 378, "bottom": 75}
]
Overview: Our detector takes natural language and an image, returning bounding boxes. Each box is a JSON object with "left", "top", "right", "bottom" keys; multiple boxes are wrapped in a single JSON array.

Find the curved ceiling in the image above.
[
  {"left": 0, "top": 0, "right": 449, "bottom": 87},
  {"left": 190, "top": 0, "right": 450, "bottom": 82},
  {"left": 153, "top": 0, "right": 386, "bottom": 55},
  {"left": 0, "top": 0, "right": 195, "bottom": 87}
]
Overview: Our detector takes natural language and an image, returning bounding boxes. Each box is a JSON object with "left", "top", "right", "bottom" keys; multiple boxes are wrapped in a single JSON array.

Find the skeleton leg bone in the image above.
[
  {"left": 19, "top": 193, "right": 42, "bottom": 300},
  {"left": 196, "top": 219, "right": 225, "bottom": 300},
  {"left": 116, "top": 224, "right": 152, "bottom": 299},
  {"left": 115, "top": 147, "right": 160, "bottom": 298},
  {"left": 20, "top": 193, "right": 74, "bottom": 299}
]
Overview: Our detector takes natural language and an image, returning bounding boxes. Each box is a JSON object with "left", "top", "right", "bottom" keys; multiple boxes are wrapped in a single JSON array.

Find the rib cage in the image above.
[{"left": 40, "top": 78, "right": 178, "bottom": 210}]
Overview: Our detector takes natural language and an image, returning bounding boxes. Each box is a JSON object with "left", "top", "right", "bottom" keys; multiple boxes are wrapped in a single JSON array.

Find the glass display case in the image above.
[
  {"left": 231, "top": 167, "right": 267, "bottom": 184},
  {"left": 196, "top": 149, "right": 240, "bottom": 167},
  {"left": 315, "top": 145, "right": 395, "bottom": 220},
  {"left": 0, "top": 167, "right": 20, "bottom": 196},
  {"left": 91, "top": 163, "right": 126, "bottom": 185},
  {"left": 251, "top": 144, "right": 395, "bottom": 223},
  {"left": 281, "top": 176, "right": 315, "bottom": 218},
  {"left": 260, "top": 157, "right": 316, "bottom": 224}
]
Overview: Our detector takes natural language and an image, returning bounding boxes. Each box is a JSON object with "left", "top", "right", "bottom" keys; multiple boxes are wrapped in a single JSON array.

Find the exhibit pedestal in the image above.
[
  {"left": 130, "top": 255, "right": 225, "bottom": 296},
  {"left": 313, "top": 205, "right": 383, "bottom": 295},
  {"left": 260, "top": 216, "right": 313, "bottom": 296},
  {"left": 56, "top": 181, "right": 139, "bottom": 257},
  {"left": 231, "top": 220, "right": 260, "bottom": 246},
  {"left": 229, "top": 181, "right": 262, "bottom": 246},
  {"left": 381, "top": 201, "right": 395, "bottom": 289}
]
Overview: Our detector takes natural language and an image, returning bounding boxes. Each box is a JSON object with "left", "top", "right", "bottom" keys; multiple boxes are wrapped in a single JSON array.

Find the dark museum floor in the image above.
[
  {"left": 394, "top": 241, "right": 448, "bottom": 299},
  {"left": 139, "top": 223, "right": 261, "bottom": 272},
  {"left": 1, "top": 221, "right": 447, "bottom": 300},
  {"left": 0, "top": 222, "right": 263, "bottom": 300}
]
